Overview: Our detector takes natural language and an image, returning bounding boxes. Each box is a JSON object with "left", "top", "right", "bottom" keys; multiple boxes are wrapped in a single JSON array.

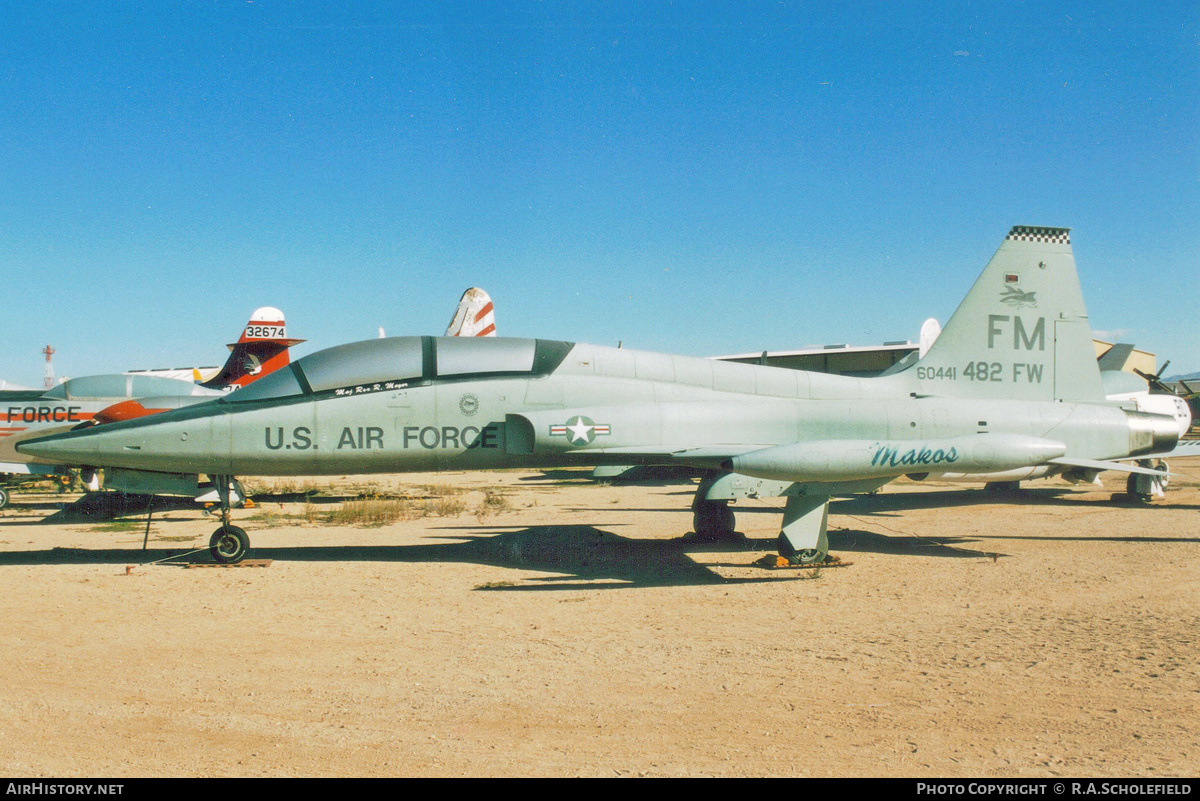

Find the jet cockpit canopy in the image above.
[{"left": 224, "top": 336, "right": 573, "bottom": 404}]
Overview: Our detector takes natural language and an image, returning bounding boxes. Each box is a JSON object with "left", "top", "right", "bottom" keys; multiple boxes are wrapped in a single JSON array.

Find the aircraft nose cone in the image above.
[
  {"left": 17, "top": 408, "right": 232, "bottom": 475},
  {"left": 16, "top": 430, "right": 97, "bottom": 463},
  {"left": 17, "top": 419, "right": 161, "bottom": 469}
]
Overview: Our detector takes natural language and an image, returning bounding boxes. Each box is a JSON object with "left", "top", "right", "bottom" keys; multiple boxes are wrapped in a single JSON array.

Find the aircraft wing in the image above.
[
  {"left": 1048, "top": 457, "right": 1185, "bottom": 477},
  {"left": 585, "top": 444, "right": 772, "bottom": 470}
]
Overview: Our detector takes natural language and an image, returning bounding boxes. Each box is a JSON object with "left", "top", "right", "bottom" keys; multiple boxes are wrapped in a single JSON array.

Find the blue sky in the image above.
[{"left": 2, "top": 1, "right": 1197, "bottom": 386}]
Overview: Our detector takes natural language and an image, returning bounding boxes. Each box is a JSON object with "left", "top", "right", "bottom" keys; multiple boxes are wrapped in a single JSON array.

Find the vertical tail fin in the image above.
[
  {"left": 201, "top": 307, "right": 306, "bottom": 390},
  {"left": 445, "top": 288, "right": 496, "bottom": 337},
  {"left": 899, "top": 226, "right": 1104, "bottom": 402}
]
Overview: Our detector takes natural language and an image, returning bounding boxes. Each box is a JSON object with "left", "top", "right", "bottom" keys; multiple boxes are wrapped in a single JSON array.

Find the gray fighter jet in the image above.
[{"left": 19, "top": 227, "right": 1184, "bottom": 564}]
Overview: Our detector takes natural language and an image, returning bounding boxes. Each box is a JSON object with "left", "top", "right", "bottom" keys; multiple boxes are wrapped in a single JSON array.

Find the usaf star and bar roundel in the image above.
[{"left": 549, "top": 415, "right": 610, "bottom": 445}]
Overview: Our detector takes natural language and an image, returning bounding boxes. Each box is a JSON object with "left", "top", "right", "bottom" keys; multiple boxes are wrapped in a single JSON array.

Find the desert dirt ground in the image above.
[{"left": 0, "top": 462, "right": 1198, "bottom": 778}]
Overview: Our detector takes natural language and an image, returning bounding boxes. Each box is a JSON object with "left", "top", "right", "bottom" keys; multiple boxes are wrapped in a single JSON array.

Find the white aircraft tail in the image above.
[
  {"left": 918, "top": 318, "right": 941, "bottom": 359},
  {"left": 445, "top": 288, "right": 496, "bottom": 337}
]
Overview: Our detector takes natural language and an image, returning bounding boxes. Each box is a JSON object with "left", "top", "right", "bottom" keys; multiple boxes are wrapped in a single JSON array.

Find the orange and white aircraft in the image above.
[
  {"left": 98, "top": 306, "right": 305, "bottom": 425},
  {"left": 0, "top": 307, "right": 303, "bottom": 505}
]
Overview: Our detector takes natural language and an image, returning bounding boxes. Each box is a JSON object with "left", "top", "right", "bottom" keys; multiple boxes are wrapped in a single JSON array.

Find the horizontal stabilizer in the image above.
[{"left": 1097, "top": 343, "right": 1136, "bottom": 371}]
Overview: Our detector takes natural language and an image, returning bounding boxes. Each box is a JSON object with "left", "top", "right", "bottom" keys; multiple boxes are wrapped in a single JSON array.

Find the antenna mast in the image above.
[{"left": 42, "top": 345, "right": 56, "bottom": 389}]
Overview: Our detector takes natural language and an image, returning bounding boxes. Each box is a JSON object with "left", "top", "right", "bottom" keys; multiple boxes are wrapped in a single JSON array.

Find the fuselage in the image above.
[{"left": 17, "top": 336, "right": 1177, "bottom": 482}]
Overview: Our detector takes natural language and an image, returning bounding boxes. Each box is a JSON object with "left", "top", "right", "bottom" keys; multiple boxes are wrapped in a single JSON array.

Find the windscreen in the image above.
[{"left": 224, "top": 364, "right": 305, "bottom": 403}]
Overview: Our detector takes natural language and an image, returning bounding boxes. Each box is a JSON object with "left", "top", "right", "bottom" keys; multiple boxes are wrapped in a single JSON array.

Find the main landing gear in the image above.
[
  {"left": 690, "top": 474, "right": 832, "bottom": 565},
  {"left": 691, "top": 497, "right": 738, "bottom": 542},
  {"left": 689, "top": 473, "right": 744, "bottom": 544},
  {"left": 777, "top": 493, "right": 830, "bottom": 565},
  {"left": 208, "top": 474, "right": 250, "bottom": 563},
  {"left": 1126, "top": 460, "right": 1168, "bottom": 503}
]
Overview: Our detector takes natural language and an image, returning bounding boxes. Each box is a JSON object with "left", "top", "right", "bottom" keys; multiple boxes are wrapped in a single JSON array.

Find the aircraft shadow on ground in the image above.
[
  {"left": 825, "top": 528, "right": 998, "bottom": 559},
  {"left": 1, "top": 498, "right": 82, "bottom": 514},
  {"left": 0, "top": 525, "right": 797, "bottom": 590},
  {"left": 4, "top": 494, "right": 1192, "bottom": 586},
  {"left": 0, "top": 493, "right": 209, "bottom": 525},
  {"left": 1, "top": 491, "right": 381, "bottom": 526},
  {"left": 249, "top": 492, "right": 380, "bottom": 506},
  {"left": 0, "top": 516, "right": 999, "bottom": 588},
  {"left": 564, "top": 505, "right": 781, "bottom": 516}
]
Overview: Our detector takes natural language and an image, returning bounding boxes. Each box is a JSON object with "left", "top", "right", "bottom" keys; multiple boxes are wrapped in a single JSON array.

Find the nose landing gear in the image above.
[
  {"left": 208, "top": 475, "right": 251, "bottom": 563},
  {"left": 210, "top": 525, "right": 250, "bottom": 563}
]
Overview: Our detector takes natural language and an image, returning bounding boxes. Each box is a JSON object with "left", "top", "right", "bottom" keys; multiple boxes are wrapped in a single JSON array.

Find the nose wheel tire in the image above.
[
  {"left": 0, "top": 487, "right": 8, "bottom": 510},
  {"left": 210, "top": 525, "right": 250, "bottom": 564}
]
